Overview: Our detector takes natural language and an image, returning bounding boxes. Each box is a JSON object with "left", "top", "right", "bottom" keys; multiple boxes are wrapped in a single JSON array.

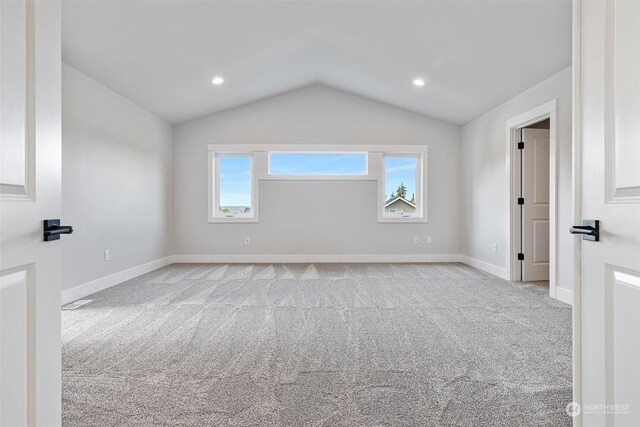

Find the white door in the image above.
[
  {"left": 575, "top": 0, "right": 640, "bottom": 426},
  {"left": 0, "top": 0, "right": 62, "bottom": 426},
  {"left": 521, "top": 128, "right": 550, "bottom": 281}
]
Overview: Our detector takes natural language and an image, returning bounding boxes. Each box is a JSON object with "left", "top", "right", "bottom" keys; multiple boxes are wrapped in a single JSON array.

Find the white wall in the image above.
[
  {"left": 61, "top": 63, "right": 572, "bottom": 297},
  {"left": 461, "top": 67, "right": 573, "bottom": 295},
  {"left": 62, "top": 64, "right": 173, "bottom": 292},
  {"left": 173, "top": 85, "right": 462, "bottom": 258}
]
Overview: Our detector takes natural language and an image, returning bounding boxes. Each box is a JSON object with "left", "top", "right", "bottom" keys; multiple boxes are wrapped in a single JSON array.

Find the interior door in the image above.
[
  {"left": 521, "top": 128, "right": 550, "bottom": 281},
  {"left": 576, "top": 0, "right": 640, "bottom": 425},
  {"left": 0, "top": 0, "right": 62, "bottom": 425}
]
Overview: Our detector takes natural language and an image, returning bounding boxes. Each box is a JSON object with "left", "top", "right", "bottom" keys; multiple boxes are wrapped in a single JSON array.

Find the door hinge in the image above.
[
  {"left": 517, "top": 253, "right": 524, "bottom": 261},
  {"left": 517, "top": 197, "right": 524, "bottom": 205},
  {"left": 517, "top": 141, "right": 524, "bottom": 150}
]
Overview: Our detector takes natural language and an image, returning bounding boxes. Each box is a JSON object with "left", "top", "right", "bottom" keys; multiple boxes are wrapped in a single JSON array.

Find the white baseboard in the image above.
[
  {"left": 61, "top": 256, "right": 174, "bottom": 305},
  {"left": 555, "top": 286, "right": 573, "bottom": 305},
  {"left": 460, "top": 255, "right": 573, "bottom": 305},
  {"left": 459, "top": 255, "right": 510, "bottom": 280},
  {"left": 173, "top": 253, "right": 465, "bottom": 264}
]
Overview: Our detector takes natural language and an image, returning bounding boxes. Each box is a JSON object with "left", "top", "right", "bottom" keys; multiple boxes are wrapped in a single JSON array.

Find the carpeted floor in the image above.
[{"left": 62, "top": 263, "right": 572, "bottom": 426}]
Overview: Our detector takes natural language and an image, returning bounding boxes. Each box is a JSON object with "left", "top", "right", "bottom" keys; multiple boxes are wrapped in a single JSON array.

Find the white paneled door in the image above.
[
  {"left": 575, "top": 0, "right": 640, "bottom": 426},
  {"left": 522, "top": 128, "right": 550, "bottom": 281},
  {"left": 0, "top": 0, "right": 62, "bottom": 426}
]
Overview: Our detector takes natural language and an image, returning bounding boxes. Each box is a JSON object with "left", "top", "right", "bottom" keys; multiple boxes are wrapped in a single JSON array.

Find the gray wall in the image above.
[
  {"left": 461, "top": 66, "right": 573, "bottom": 294},
  {"left": 173, "top": 85, "right": 462, "bottom": 256},
  {"left": 61, "top": 64, "right": 173, "bottom": 291},
  {"left": 61, "top": 65, "right": 572, "bottom": 298}
]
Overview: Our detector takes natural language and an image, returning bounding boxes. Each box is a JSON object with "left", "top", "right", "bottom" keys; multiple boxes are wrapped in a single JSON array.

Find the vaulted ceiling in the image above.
[{"left": 62, "top": 0, "right": 571, "bottom": 125}]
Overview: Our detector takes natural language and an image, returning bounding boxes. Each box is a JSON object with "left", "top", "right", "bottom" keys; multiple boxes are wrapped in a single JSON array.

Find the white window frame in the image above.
[
  {"left": 379, "top": 151, "right": 427, "bottom": 223},
  {"left": 208, "top": 151, "right": 259, "bottom": 223},
  {"left": 208, "top": 144, "right": 427, "bottom": 223}
]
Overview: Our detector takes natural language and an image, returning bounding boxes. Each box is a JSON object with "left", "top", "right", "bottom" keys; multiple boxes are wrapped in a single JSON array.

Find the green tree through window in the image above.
[{"left": 396, "top": 183, "right": 407, "bottom": 199}]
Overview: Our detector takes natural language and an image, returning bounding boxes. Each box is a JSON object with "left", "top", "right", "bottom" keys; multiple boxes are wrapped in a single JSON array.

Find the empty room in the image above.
[{"left": 2, "top": 0, "right": 640, "bottom": 426}]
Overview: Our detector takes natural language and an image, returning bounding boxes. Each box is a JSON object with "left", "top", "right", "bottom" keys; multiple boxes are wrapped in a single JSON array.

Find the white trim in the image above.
[
  {"left": 378, "top": 150, "right": 428, "bottom": 223},
  {"left": 207, "top": 144, "right": 429, "bottom": 153},
  {"left": 505, "top": 100, "right": 560, "bottom": 302},
  {"left": 376, "top": 216, "right": 428, "bottom": 223},
  {"left": 257, "top": 174, "right": 377, "bottom": 181},
  {"left": 60, "top": 256, "right": 174, "bottom": 305},
  {"left": 572, "top": 0, "right": 583, "bottom": 422},
  {"left": 459, "top": 255, "right": 510, "bottom": 280},
  {"left": 506, "top": 100, "right": 557, "bottom": 130},
  {"left": 208, "top": 151, "right": 260, "bottom": 223},
  {"left": 555, "top": 286, "right": 573, "bottom": 305},
  {"left": 173, "top": 253, "right": 463, "bottom": 264}
]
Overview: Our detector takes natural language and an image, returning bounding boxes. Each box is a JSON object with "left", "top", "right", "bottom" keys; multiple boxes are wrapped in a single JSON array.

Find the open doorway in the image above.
[
  {"left": 506, "top": 100, "right": 558, "bottom": 299},
  {"left": 517, "top": 119, "right": 550, "bottom": 282}
]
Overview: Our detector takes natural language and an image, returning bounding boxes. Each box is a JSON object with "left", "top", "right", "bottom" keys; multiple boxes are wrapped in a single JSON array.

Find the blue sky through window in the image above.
[
  {"left": 270, "top": 153, "right": 366, "bottom": 175},
  {"left": 385, "top": 157, "right": 417, "bottom": 202},
  {"left": 219, "top": 155, "right": 251, "bottom": 208},
  {"left": 218, "top": 153, "right": 416, "bottom": 209}
]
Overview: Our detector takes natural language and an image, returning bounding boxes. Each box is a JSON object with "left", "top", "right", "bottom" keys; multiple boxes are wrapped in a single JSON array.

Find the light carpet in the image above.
[{"left": 62, "top": 262, "right": 572, "bottom": 426}]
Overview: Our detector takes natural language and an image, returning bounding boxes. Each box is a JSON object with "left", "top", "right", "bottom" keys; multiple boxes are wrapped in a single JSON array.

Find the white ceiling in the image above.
[{"left": 62, "top": 0, "right": 572, "bottom": 125}]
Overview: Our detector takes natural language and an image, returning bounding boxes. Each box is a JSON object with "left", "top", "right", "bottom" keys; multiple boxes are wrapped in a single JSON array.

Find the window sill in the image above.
[
  {"left": 378, "top": 216, "right": 428, "bottom": 223},
  {"left": 209, "top": 216, "right": 259, "bottom": 223}
]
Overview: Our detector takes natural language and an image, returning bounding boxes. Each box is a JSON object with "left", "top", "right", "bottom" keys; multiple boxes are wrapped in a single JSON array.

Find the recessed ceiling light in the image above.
[
  {"left": 211, "top": 76, "right": 224, "bottom": 85},
  {"left": 413, "top": 78, "right": 425, "bottom": 87}
]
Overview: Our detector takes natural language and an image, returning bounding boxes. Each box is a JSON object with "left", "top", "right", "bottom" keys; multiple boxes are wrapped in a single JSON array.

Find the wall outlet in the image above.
[
  {"left": 104, "top": 250, "right": 110, "bottom": 261},
  {"left": 492, "top": 243, "right": 498, "bottom": 254},
  {"left": 427, "top": 236, "right": 432, "bottom": 244},
  {"left": 413, "top": 236, "right": 419, "bottom": 244},
  {"left": 245, "top": 237, "right": 250, "bottom": 245}
]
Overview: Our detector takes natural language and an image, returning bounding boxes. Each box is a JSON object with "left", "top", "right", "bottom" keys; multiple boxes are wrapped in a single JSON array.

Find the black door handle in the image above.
[
  {"left": 570, "top": 219, "right": 599, "bottom": 241},
  {"left": 44, "top": 219, "right": 74, "bottom": 241}
]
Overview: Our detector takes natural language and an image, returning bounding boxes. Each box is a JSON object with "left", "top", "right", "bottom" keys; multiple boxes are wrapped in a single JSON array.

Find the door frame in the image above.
[
  {"left": 571, "top": 0, "right": 583, "bottom": 424},
  {"left": 505, "top": 100, "right": 558, "bottom": 298}
]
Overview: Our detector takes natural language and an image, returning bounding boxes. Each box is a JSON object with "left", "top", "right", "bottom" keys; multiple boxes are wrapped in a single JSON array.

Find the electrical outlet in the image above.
[
  {"left": 413, "top": 236, "right": 419, "bottom": 244},
  {"left": 427, "top": 236, "right": 432, "bottom": 244},
  {"left": 492, "top": 243, "right": 498, "bottom": 254},
  {"left": 245, "top": 237, "right": 250, "bottom": 244},
  {"left": 104, "top": 250, "right": 110, "bottom": 261}
]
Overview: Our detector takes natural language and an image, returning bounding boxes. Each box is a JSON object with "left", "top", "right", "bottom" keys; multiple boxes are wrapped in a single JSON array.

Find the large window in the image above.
[
  {"left": 383, "top": 154, "right": 422, "bottom": 218},
  {"left": 269, "top": 153, "right": 367, "bottom": 175},
  {"left": 213, "top": 154, "right": 253, "bottom": 220},
  {"left": 208, "top": 144, "right": 427, "bottom": 223}
]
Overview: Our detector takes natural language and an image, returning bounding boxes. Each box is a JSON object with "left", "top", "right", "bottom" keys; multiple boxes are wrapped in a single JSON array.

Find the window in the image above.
[
  {"left": 212, "top": 154, "right": 254, "bottom": 220},
  {"left": 269, "top": 153, "right": 367, "bottom": 175},
  {"left": 208, "top": 144, "right": 427, "bottom": 223},
  {"left": 383, "top": 154, "right": 421, "bottom": 218}
]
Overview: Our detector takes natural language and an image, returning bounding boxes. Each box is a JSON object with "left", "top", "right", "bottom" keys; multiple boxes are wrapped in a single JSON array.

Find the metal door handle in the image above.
[
  {"left": 44, "top": 219, "right": 74, "bottom": 241},
  {"left": 570, "top": 219, "right": 599, "bottom": 241}
]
